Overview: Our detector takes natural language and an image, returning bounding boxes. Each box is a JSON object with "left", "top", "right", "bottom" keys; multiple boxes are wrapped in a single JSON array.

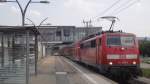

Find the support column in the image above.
[
  {"left": 34, "top": 34, "right": 38, "bottom": 75},
  {"left": 61, "top": 28, "right": 64, "bottom": 41},
  {"left": 12, "top": 33, "right": 15, "bottom": 64},
  {"left": 41, "top": 43, "right": 44, "bottom": 58},
  {"left": 73, "top": 28, "right": 75, "bottom": 41},
  {"left": 54, "top": 29, "right": 57, "bottom": 41},
  {"left": 26, "top": 31, "right": 30, "bottom": 84},
  {"left": 1, "top": 33, "right": 4, "bottom": 67}
]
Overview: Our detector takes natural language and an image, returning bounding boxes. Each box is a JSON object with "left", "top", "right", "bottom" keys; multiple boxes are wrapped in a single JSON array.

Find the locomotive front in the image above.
[{"left": 103, "top": 32, "right": 142, "bottom": 78}]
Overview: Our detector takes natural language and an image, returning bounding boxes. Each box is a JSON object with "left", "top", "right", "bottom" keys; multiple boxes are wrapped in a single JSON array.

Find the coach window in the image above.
[
  {"left": 91, "top": 40, "right": 96, "bottom": 48},
  {"left": 80, "top": 44, "right": 83, "bottom": 49},
  {"left": 84, "top": 42, "right": 90, "bottom": 48},
  {"left": 99, "top": 38, "right": 101, "bottom": 46}
]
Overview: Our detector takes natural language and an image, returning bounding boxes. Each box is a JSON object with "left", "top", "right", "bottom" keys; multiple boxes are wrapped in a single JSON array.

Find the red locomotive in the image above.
[{"left": 74, "top": 31, "right": 142, "bottom": 79}]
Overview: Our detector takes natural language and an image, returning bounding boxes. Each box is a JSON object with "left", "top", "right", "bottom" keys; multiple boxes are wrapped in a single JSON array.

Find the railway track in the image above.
[
  {"left": 65, "top": 56, "right": 150, "bottom": 84},
  {"left": 77, "top": 63, "right": 149, "bottom": 84},
  {"left": 110, "top": 77, "right": 150, "bottom": 84},
  {"left": 128, "top": 77, "right": 150, "bottom": 84},
  {"left": 128, "top": 79, "right": 146, "bottom": 84}
]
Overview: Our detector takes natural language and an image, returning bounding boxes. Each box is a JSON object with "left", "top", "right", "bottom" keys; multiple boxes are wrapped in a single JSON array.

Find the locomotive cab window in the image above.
[
  {"left": 121, "top": 36, "right": 135, "bottom": 46},
  {"left": 107, "top": 35, "right": 135, "bottom": 46},
  {"left": 107, "top": 36, "right": 121, "bottom": 46}
]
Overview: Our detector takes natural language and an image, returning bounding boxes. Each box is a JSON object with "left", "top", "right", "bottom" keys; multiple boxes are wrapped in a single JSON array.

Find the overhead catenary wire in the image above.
[
  {"left": 112, "top": 0, "right": 140, "bottom": 15},
  {"left": 83, "top": 0, "right": 139, "bottom": 27},
  {"left": 92, "top": 0, "right": 139, "bottom": 22},
  {"left": 108, "top": 0, "right": 134, "bottom": 15},
  {"left": 92, "top": 0, "right": 121, "bottom": 21}
]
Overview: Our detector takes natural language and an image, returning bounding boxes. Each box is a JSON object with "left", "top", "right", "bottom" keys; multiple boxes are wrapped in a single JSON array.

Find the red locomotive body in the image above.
[{"left": 74, "top": 31, "right": 142, "bottom": 78}]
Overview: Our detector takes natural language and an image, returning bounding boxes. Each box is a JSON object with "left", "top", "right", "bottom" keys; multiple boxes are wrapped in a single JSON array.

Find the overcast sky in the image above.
[{"left": 0, "top": 0, "right": 150, "bottom": 37}]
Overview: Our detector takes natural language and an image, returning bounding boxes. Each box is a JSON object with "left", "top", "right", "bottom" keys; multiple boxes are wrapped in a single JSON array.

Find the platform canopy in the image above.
[{"left": 0, "top": 26, "right": 40, "bottom": 35}]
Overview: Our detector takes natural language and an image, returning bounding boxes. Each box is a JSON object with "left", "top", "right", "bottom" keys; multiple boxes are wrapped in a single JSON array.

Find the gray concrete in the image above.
[
  {"left": 30, "top": 56, "right": 117, "bottom": 84},
  {"left": 140, "top": 63, "right": 150, "bottom": 69}
]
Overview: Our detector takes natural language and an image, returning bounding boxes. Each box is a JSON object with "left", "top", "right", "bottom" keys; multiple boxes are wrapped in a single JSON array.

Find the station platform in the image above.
[{"left": 30, "top": 56, "right": 117, "bottom": 84}]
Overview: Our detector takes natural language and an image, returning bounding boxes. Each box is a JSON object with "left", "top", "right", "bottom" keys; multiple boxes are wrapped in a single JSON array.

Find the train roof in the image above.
[
  {"left": 79, "top": 30, "right": 135, "bottom": 42},
  {"left": 105, "top": 32, "right": 135, "bottom": 36}
]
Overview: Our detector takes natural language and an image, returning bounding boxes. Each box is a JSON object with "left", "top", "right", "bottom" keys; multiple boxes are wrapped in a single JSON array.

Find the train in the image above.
[
  {"left": 59, "top": 44, "right": 74, "bottom": 59},
  {"left": 59, "top": 30, "right": 142, "bottom": 80}
]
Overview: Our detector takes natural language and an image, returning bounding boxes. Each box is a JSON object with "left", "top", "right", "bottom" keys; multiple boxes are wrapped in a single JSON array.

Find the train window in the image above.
[
  {"left": 84, "top": 42, "right": 90, "bottom": 48},
  {"left": 107, "top": 36, "right": 121, "bottom": 46},
  {"left": 99, "top": 38, "right": 101, "bottom": 46},
  {"left": 121, "top": 36, "right": 134, "bottom": 46},
  {"left": 80, "top": 44, "right": 83, "bottom": 49},
  {"left": 107, "top": 36, "right": 135, "bottom": 46},
  {"left": 91, "top": 40, "right": 96, "bottom": 48}
]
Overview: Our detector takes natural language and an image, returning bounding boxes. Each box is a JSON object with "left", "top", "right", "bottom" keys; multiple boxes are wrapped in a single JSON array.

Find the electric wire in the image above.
[
  {"left": 108, "top": 0, "right": 134, "bottom": 15},
  {"left": 112, "top": 0, "right": 139, "bottom": 15},
  {"left": 92, "top": 0, "right": 121, "bottom": 21}
]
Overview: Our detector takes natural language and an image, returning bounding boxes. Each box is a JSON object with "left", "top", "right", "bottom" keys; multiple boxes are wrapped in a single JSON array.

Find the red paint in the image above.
[{"left": 74, "top": 32, "right": 140, "bottom": 66}]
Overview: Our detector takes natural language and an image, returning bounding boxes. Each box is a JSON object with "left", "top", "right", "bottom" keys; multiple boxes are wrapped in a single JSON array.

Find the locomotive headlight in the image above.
[
  {"left": 107, "top": 54, "right": 120, "bottom": 59},
  {"left": 133, "top": 61, "right": 136, "bottom": 65},
  {"left": 126, "top": 54, "right": 137, "bottom": 59},
  {"left": 109, "top": 62, "right": 113, "bottom": 65}
]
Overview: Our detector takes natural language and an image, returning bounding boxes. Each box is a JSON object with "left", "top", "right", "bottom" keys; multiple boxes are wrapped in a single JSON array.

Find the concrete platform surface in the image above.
[
  {"left": 30, "top": 56, "right": 117, "bottom": 84},
  {"left": 141, "top": 63, "right": 150, "bottom": 69}
]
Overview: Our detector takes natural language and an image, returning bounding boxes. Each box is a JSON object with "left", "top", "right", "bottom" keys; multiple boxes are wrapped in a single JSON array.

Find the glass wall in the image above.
[{"left": 0, "top": 31, "right": 37, "bottom": 84}]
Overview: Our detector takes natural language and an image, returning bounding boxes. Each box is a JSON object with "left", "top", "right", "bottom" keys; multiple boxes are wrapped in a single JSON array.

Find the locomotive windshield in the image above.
[{"left": 107, "top": 36, "right": 135, "bottom": 46}]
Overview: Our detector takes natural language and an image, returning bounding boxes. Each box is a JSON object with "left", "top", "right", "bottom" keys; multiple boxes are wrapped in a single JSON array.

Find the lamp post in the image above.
[
  {"left": 26, "top": 18, "right": 39, "bottom": 78},
  {"left": 38, "top": 17, "right": 50, "bottom": 58},
  {"left": 26, "top": 17, "right": 51, "bottom": 58},
  {"left": 0, "top": 0, "right": 50, "bottom": 26}
]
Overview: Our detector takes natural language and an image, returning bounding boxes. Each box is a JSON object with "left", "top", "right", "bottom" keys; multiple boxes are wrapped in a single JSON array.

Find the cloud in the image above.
[
  {"left": 64, "top": 0, "right": 93, "bottom": 11},
  {"left": 64, "top": 0, "right": 106, "bottom": 18},
  {"left": 0, "top": 3, "right": 5, "bottom": 6},
  {"left": 11, "top": 6, "right": 19, "bottom": 14},
  {"left": 29, "top": 10, "right": 41, "bottom": 16},
  {"left": 10, "top": 6, "right": 41, "bottom": 16}
]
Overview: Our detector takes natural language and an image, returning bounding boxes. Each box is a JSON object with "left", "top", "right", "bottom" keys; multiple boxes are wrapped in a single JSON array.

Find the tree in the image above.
[{"left": 139, "top": 41, "right": 150, "bottom": 57}]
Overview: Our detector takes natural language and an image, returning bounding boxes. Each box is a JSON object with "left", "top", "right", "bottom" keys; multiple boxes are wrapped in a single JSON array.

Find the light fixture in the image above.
[
  {"left": 109, "top": 62, "right": 113, "bottom": 65},
  {"left": 133, "top": 61, "right": 136, "bottom": 65}
]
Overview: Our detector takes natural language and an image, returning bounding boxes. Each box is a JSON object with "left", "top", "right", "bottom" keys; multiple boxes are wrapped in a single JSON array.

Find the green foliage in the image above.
[
  {"left": 139, "top": 41, "right": 150, "bottom": 57},
  {"left": 145, "top": 61, "right": 150, "bottom": 64},
  {"left": 142, "top": 68, "right": 150, "bottom": 78}
]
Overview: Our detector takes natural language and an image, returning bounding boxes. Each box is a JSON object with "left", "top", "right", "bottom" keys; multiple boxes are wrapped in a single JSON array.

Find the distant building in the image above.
[
  {"left": 38, "top": 26, "right": 102, "bottom": 43},
  {"left": 38, "top": 26, "right": 102, "bottom": 55},
  {"left": 75, "top": 27, "right": 102, "bottom": 41}
]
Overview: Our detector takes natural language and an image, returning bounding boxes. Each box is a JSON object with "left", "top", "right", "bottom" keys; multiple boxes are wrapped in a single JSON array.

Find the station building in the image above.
[{"left": 37, "top": 26, "right": 102, "bottom": 55}]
